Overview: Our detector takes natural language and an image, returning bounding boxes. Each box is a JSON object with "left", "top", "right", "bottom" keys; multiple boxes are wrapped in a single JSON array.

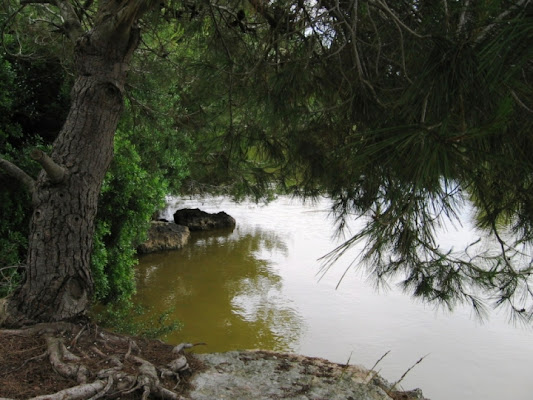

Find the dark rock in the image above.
[
  {"left": 173, "top": 208, "right": 236, "bottom": 231},
  {"left": 137, "top": 221, "right": 190, "bottom": 254}
]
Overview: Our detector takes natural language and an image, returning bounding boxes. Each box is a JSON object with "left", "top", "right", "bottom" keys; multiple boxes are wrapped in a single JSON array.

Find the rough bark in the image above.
[{"left": 2, "top": 1, "right": 155, "bottom": 326}]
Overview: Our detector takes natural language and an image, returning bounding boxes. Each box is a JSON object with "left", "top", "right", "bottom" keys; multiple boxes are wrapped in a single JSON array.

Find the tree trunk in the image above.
[{"left": 3, "top": 2, "right": 148, "bottom": 325}]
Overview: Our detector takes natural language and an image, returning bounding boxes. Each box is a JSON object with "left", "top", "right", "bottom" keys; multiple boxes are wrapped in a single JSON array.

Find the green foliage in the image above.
[
  {"left": 0, "top": 53, "right": 48, "bottom": 294},
  {"left": 0, "top": 9, "right": 192, "bottom": 303},
  {"left": 0, "top": 5, "right": 71, "bottom": 294},
  {"left": 0, "top": 24, "right": 69, "bottom": 294},
  {"left": 170, "top": 0, "right": 533, "bottom": 320},
  {"left": 1, "top": 0, "right": 532, "bottom": 321},
  {"left": 0, "top": 265, "right": 21, "bottom": 298},
  {"left": 90, "top": 42, "right": 193, "bottom": 302},
  {"left": 92, "top": 301, "right": 182, "bottom": 339},
  {"left": 91, "top": 133, "right": 170, "bottom": 303},
  {"left": 149, "top": 8, "right": 284, "bottom": 201}
]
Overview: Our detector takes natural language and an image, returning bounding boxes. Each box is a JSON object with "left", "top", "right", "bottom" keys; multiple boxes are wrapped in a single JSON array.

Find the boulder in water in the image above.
[
  {"left": 137, "top": 221, "right": 190, "bottom": 254},
  {"left": 173, "top": 208, "right": 236, "bottom": 231}
]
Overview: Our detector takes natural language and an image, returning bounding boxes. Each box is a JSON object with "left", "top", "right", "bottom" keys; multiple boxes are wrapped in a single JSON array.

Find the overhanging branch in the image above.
[
  {"left": 30, "top": 149, "right": 67, "bottom": 184},
  {"left": 0, "top": 158, "right": 35, "bottom": 193},
  {"left": 54, "top": 0, "right": 84, "bottom": 41},
  {"left": 20, "top": 0, "right": 84, "bottom": 42},
  {"left": 474, "top": 0, "right": 529, "bottom": 44}
]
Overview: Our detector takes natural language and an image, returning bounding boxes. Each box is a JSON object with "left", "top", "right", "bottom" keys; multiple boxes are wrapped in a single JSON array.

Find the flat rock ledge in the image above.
[
  {"left": 137, "top": 221, "right": 190, "bottom": 254},
  {"left": 188, "top": 350, "right": 428, "bottom": 400}
]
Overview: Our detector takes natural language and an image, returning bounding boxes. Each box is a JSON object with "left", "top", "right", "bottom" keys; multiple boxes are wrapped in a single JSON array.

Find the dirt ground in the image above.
[{"left": 0, "top": 325, "right": 202, "bottom": 399}]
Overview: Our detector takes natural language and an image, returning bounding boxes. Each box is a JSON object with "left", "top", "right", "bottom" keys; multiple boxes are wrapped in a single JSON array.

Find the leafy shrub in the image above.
[
  {"left": 91, "top": 300, "right": 182, "bottom": 339},
  {"left": 91, "top": 133, "right": 169, "bottom": 302}
]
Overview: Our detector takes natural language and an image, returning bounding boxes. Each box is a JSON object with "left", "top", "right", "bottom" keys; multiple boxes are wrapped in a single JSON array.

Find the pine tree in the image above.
[{"left": 0, "top": 0, "right": 531, "bottom": 325}]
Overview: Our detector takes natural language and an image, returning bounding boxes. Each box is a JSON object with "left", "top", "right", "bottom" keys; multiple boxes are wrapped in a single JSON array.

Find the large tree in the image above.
[
  {"left": 1, "top": 0, "right": 532, "bottom": 328},
  {"left": 0, "top": 0, "right": 159, "bottom": 325}
]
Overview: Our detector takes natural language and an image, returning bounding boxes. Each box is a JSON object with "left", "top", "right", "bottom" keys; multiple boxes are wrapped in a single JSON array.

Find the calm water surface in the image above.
[{"left": 133, "top": 196, "right": 533, "bottom": 400}]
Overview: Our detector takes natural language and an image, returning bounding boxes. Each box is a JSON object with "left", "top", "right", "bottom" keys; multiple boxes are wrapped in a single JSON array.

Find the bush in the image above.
[
  {"left": 91, "top": 300, "right": 182, "bottom": 339},
  {"left": 91, "top": 133, "right": 169, "bottom": 303}
]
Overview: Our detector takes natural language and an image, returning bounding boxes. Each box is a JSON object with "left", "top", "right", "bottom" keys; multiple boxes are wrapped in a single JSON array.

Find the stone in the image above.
[
  {"left": 173, "top": 208, "right": 236, "bottom": 231},
  {"left": 137, "top": 221, "right": 190, "bottom": 254},
  {"left": 187, "top": 350, "right": 429, "bottom": 400}
]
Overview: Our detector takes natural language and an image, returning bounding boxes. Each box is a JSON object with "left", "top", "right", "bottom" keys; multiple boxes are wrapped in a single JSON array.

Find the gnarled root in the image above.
[
  {"left": 0, "top": 322, "right": 197, "bottom": 399},
  {"left": 26, "top": 380, "right": 108, "bottom": 400}
]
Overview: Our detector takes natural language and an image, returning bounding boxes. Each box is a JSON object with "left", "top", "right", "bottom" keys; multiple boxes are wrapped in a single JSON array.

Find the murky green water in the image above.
[
  {"left": 135, "top": 228, "right": 302, "bottom": 352},
  {"left": 133, "top": 196, "right": 533, "bottom": 400}
]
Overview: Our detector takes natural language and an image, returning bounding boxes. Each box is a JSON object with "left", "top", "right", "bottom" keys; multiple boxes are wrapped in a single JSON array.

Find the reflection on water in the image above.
[
  {"left": 134, "top": 196, "right": 533, "bottom": 400},
  {"left": 134, "top": 224, "right": 303, "bottom": 352}
]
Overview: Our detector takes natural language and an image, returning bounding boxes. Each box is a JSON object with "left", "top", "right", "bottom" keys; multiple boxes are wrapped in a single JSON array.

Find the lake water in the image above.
[{"left": 133, "top": 196, "right": 533, "bottom": 400}]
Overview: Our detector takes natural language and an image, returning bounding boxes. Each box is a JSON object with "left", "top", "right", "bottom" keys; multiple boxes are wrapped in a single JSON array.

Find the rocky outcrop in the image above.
[
  {"left": 137, "top": 221, "right": 190, "bottom": 254},
  {"left": 173, "top": 208, "right": 236, "bottom": 231},
  {"left": 187, "top": 350, "right": 428, "bottom": 400}
]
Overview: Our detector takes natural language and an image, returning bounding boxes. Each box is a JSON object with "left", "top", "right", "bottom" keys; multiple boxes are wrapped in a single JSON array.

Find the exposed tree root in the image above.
[
  {"left": 24, "top": 380, "right": 108, "bottom": 400},
  {"left": 0, "top": 322, "right": 197, "bottom": 399}
]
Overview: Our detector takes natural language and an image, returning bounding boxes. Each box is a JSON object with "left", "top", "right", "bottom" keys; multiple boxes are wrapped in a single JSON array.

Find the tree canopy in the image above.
[{"left": 0, "top": 0, "right": 532, "bottom": 324}]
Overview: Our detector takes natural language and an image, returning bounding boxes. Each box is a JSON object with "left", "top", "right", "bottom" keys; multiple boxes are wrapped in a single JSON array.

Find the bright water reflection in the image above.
[
  {"left": 134, "top": 196, "right": 533, "bottom": 400},
  {"left": 135, "top": 224, "right": 303, "bottom": 352}
]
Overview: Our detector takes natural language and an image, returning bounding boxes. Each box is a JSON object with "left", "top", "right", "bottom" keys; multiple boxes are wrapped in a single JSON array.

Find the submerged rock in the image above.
[
  {"left": 188, "top": 350, "right": 428, "bottom": 400},
  {"left": 137, "top": 221, "right": 190, "bottom": 254},
  {"left": 173, "top": 208, "right": 236, "bottom": 231}
]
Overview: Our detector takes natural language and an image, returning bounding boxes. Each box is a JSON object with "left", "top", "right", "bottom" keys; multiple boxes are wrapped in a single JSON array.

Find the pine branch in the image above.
[
  {"left": 442, "top": 0, "right": 450, "bottom": 33},
  {"left": 371, "top": 0, "right": 427, "bottom": 39},
  {"left": 20, "top": 0, "right": 84, "bottom": 42},
  {"left": 248, "top": 0, "right": 277, "bottom": 29},
  {"left": 30, "top": 149, "right": 66, "bottom": 184},
  {"left": 474, "top": 0, "right": 530, "bottom": 44},
  {"left": 456, "top": 0, "right": 471, "bottom": 36},
  {"left": 0, "top": 158, "right": 35, "bottom": 194}
]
